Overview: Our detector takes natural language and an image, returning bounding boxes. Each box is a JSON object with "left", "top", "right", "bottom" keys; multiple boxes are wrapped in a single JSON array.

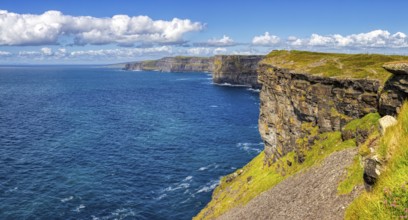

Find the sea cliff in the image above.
[
  {"left": 123, "top": 55, "right": 264, "bottom": 88},
  {"left": 258, "top": 50, "right": 408, "bottom": 163},
  {"left": 195, "top": 51, "right": 408, "bottom": 219},
  {"left": 123, "top": 56, "right": 214, "bottom": 73},
  {"left": 213, "top": 55, "right": 264, "bottom": 89}
]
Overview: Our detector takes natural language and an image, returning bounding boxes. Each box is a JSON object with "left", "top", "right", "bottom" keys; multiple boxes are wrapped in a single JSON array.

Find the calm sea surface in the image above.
[{"left": 0, "top": 66, "right": 262, "bottom": 219}]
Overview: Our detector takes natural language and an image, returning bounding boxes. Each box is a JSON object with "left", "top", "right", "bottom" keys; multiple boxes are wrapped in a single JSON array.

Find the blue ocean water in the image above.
[{"left": 0, "top": 66, "right": 262, "bottom": 220}]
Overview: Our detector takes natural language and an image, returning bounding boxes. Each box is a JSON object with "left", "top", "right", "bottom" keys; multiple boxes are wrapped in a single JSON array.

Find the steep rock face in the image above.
[
  {"left": 379, "top": 62, "right": 408, "bottom": 115},
  {"left": 258, "top": 64, "right": 380, "bottom": 162},
  {"left": 124, "top": 57, "right": 214, "bottom": 72},
  {"left": 213, "top": 55, "right": 264, "bottom": 89}
]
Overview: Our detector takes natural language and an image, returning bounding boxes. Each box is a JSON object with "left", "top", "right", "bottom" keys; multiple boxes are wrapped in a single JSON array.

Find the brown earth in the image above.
[{"left": 218, "top": 148, "right": 363, "bottom": 220}]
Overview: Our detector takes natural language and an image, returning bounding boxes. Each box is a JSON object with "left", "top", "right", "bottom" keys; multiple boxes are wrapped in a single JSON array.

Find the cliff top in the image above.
[{"left": 262, "top": 50, "right": 408, "bottom": 83}]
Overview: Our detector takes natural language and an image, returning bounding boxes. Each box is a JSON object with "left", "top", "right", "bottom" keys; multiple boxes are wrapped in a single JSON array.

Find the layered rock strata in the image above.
[
  {"left": 380, "top": 62, "right": 408, "bottom": 115},
  {"left": 213, "top": 55, "right": 264, "bottom": 89},
  {"left": 258, "top": 60, "right": 408, "bottom": 162}
]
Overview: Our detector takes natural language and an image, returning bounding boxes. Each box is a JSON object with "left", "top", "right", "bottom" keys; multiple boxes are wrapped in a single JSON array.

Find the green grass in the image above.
[
  {"left": 343, "top": 113, "right": 381, "bottom": 135},
  {"left": 262, "top": 50, "right": 408, "bottom": 84},
  {"left": 194, "top": 130, "right": 356, "bottom": 219},
  {"left": 345, "top": 102, "right": 408, "bottom": 220},
  {"left": 337, "top": 155, "right": 364, "bottom": 195},
  {"left": 337, "top": 113, "right": 381, "bottom": 195}
]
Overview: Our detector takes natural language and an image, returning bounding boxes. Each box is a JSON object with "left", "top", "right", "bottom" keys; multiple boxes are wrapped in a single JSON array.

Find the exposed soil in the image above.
[{"left": 218, "top": 148, "right": 363, "bottom": 220}]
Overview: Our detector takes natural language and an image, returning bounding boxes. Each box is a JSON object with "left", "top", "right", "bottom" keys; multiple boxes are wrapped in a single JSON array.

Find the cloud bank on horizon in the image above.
[{"left": 0, "top": 10, "right": 407, "bottom": 63}]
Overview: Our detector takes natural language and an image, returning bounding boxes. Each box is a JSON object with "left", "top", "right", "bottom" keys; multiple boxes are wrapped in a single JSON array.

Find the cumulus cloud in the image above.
[
  {"left": 194, "top": 35, "right": 237, "bottom": 47},
  {"left": 302, "top": 30, "right": 408, "bottom": 48},
  {"left": 185, "top": 47, "right": 227, "bottom": 55},
  {"left": 252, "top": 32, "right": 280, "bottom": 46},
  {"left": 0, "top": 10, "right": 203, "bottom": 46},
  {"left": 251, "top": 30, "right": 408, "bottom": 50}
]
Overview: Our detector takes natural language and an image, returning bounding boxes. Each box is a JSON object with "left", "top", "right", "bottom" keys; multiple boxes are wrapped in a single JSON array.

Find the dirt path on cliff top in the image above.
[{"left": 218, "top": 148, "right": 363, "bottom": 220}]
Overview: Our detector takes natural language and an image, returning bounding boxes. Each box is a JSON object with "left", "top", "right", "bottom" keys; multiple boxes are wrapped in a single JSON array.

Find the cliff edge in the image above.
[
  {"left": 195, "top": 51, "right": 408, "bottom": 220},
  {"left": 213, "top": 55, "right": 264, "bottom": 89}
]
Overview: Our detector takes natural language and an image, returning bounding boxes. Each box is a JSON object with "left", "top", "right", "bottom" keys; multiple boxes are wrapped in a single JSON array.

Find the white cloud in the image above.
[
  {"left": 194, "top": 35, "right": 237, "bottom": 47},
  {"left": 213, "top": 47, "right": 227, "bottom": 54},
  {"left": 0, "top": 50, "right": 11, "bottom": 56},
  {"left": 206, "top": 35, "right": 235, "bottom": 46},
  {"left": 41, "top": 47, "right": 52, "bottom": 55},
  {"left": 302, "top": 30, "right": 408, "bottom": 48},
  {"left": 0, "top": 10, "right": 203, "bottom": 46},
  {"left": 250, "top": 30, "right": 408, "bottom": 51},
  {"left": 185, "top": 47, "right": 227, "bottom": 55},
  {"left": 252, "top": 32, "right": 280, "bottom": 46}
]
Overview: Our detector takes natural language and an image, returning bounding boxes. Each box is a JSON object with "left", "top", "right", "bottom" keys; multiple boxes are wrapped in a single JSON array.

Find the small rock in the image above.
[
  {"left": 363, "top": 158, "right": 379, "bottom": 191},
  {"left": 226, "top": 172, "right": 238, "bottom": 183},
  {"left": 247, "top": 176, "right": 252, "bottom": 182},
  {"left": 379, "top": 115, "right": 398, "bottom": 135}
]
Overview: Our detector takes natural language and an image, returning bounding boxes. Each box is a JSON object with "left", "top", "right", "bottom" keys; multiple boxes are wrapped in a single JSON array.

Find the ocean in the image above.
[{"left": 0, "top": 66, "right": 262, "bottom": 219}]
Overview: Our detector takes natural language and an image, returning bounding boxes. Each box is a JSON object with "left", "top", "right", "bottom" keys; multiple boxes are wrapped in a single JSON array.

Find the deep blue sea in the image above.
[{"left": 0, "top": 66, "right": 262, "bottom": 220}]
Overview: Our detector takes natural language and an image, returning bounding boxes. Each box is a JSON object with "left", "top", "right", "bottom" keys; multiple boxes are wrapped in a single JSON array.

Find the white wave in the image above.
[
  {"left": 196, "top": 180, "right": 220, "bottom": 194},
  {"left": 162, "top": 183, "right": 190, "bottom": 192},
  {"left": 155, "top": 193, "right": 167, "bottom": 200},
  {"left": 213, "top": 82, "right": 250, "bottom": 87},
  {"left": 111, "top": 208, "right": 136, "bottom": 218},
  {"left": 61, "top": 196, "right": 74, "bottom": 203},
  {"left": 210, "top": 105, "right": 218, "bottom": 108},
  {"left": 247, "top": 88, "right": 261, "bottom": 92},
  {"left": 74, "top": 204, "right": 85, "bottom": 212},
  {"left": 198, "top": 163, "right": 219, "bottom": 171},
  {"left": 93, "top": 208, "right": 136, "bottom": 219},
  {"left": 183, "top": 176, "right": 193, "bottom": 181},
  {"left": 198, "top": 166, "right": 208, "bottom": 171},
  {"left": 237, "top": 142, "right": 263, "bottom": 154}
]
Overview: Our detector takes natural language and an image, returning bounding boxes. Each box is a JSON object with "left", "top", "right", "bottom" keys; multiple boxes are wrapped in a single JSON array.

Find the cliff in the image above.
[
  {"left": 213, "top": 55, "right": 264, "bottom": 89},
  {"left": 258, "top": 50, "right": 408, "bottom": 163},
  {"left": 123, "top": 56, "right": 214, "bottom": 72},
  {"left": 123, "top": 55, "right": 265, "bottom": 88},
  {"left": 195, "top": 50, "right": 408, "bottom": 219}
]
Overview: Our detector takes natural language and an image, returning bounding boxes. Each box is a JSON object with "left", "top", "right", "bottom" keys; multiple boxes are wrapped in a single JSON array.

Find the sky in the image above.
[{"left": 0, "top": 0, "right": 408, "bottom": 64}]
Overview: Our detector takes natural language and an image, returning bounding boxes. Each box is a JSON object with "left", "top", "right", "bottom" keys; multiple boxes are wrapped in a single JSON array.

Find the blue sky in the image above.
[{"left": 0, "top": 0, "right": 408, "bottom": 64}]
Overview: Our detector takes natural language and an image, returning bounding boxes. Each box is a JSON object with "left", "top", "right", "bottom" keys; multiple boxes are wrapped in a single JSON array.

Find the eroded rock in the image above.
[
  {"left": 213, "top": 55, "right": 264, "bottom": 89},
  {"left": 258, "top": 64, "right": 380, "bottom": 162}
]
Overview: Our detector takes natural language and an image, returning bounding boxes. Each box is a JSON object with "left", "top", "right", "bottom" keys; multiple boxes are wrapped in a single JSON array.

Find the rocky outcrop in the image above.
[
  {"left": 258, "top": 57, "right": 408, "bottom": 163},
  {"left": 258, "top": 64, "right": 380, "bottom": 162},
  {"left": 213, "top": 55, "right": 264, "bottom": 89},
  {"left": 379, "top": 62, "right": 408, "bottom": 115},
  {"left": 123, "top": 56, "right": 214, "bottom": 73}
]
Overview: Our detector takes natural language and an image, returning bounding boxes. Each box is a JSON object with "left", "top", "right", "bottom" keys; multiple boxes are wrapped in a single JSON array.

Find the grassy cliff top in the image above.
[{"left": 262, "top": 50, "right": 408, "bottom": 83}]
